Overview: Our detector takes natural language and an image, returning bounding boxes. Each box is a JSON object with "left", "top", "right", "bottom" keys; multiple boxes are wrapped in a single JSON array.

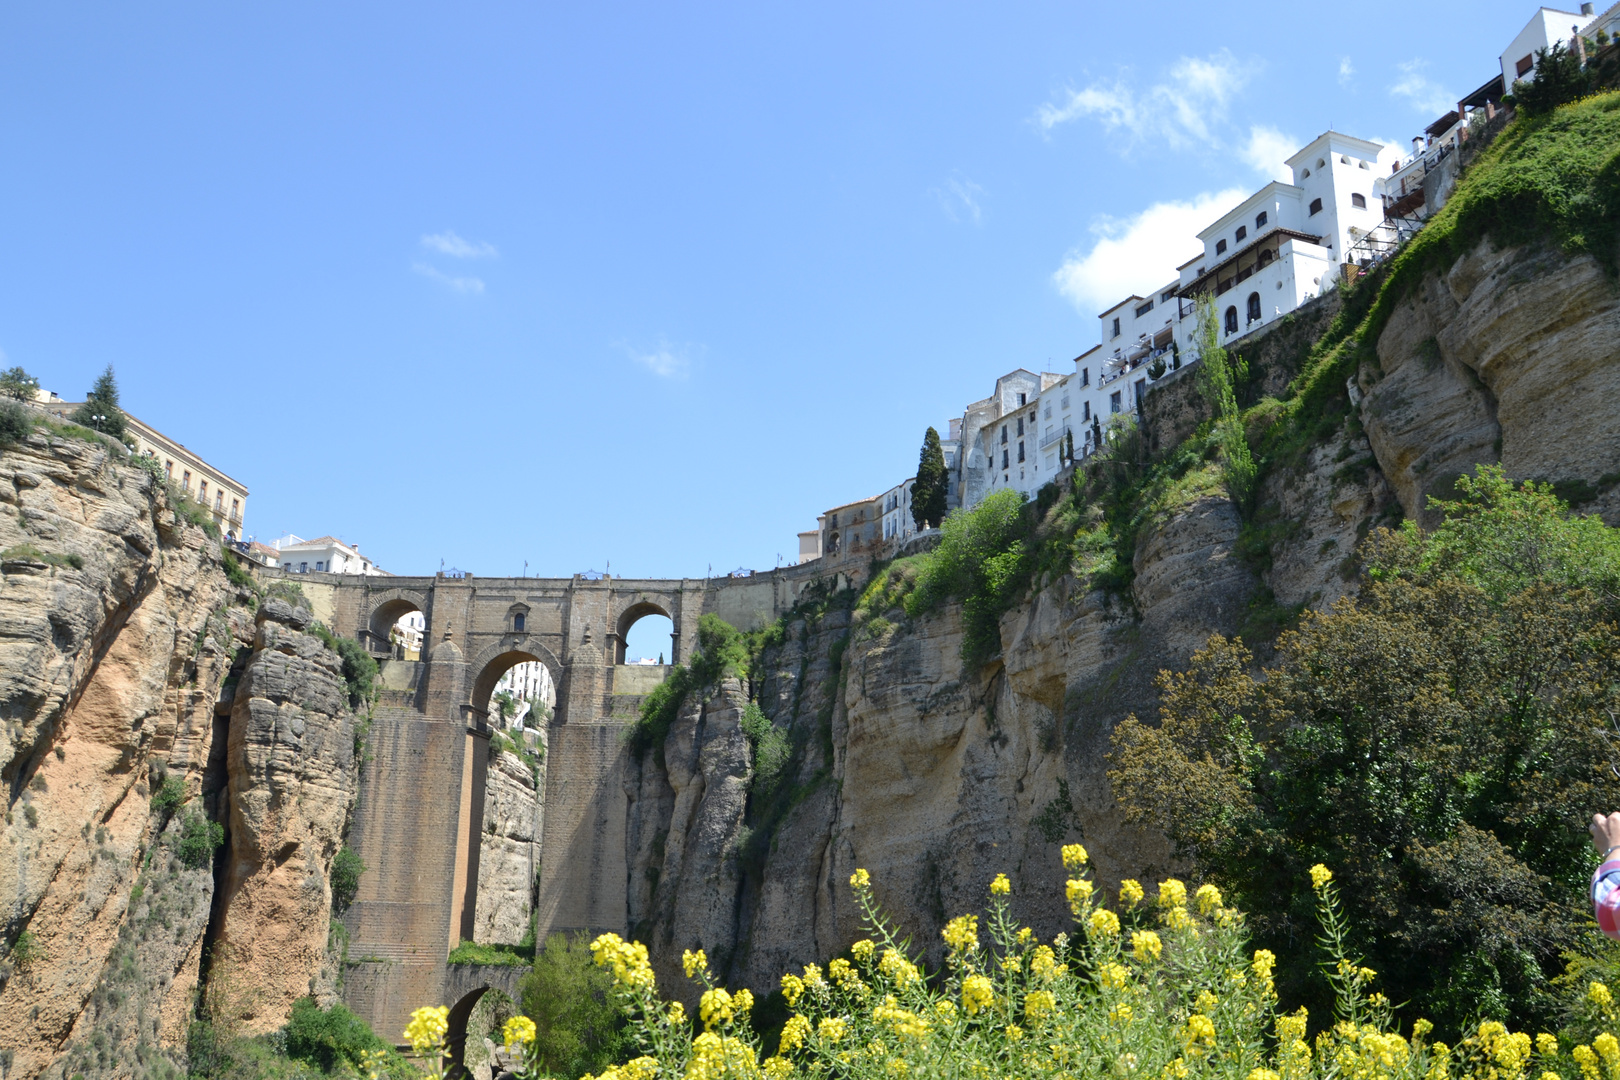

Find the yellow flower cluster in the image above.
[
  {"left": 1030, "top": 945, "right": 1061, "bottom": 981},
  {"left": 1182, "top": 1013, "right": 1217, "bottom": 1053},
  {"left": 403, "top": 1005, "right": 448, "bottom": 1056},
  {"left": 1158, "top": 879, "right": 1188, "bottom": 909},
  {"left": 780, "top": 1014, "right": 811, "bottom": 1052},
  {"left": 962, "top": 973, "right": 995, "bottom": 1015},
  {"left": 991, "top": 873, "right": 1012, "bottom": 896},
  {"left": 781, "top": 972, "right": 805, "bottom": 1006},
  {"left": 873, "top": 997, "right": 931, "bottom": 1040},
  {"left": 681, "top": 1032, "right": 758, "bottom": 1080},
  {"left": 683, "top": 948, "right": 707, "bottom": 977},
  {"left": 500, "top": 1014, "right": 535, "bottom": 1053},
  {"left": 1309, "top": 864, "right": 1333, "bottom": 890},
  {"left": 1120, "top": 879, "right": 1145, "bottom": 906},
  {"left": 1066, "top": 877, "right": 1093, "bottom": 914},
  {"left": 878, "top": 947, "right": 920, "bottom": 986},
  {"left": 1089, "top": 909, "right": 1121, "bottom": 936},
  {"left": 942, "top": 914, "right": 979, "bottom": 953},
  {"left": 1131, "top": 930, "right": 1163, "bottom": 963},
  {"left": 1163, "top": 906, "right": 1194, "bottom": 932},
  {"left": 1594, "top": 982, "right": 1615, "bottom": 1009},
  {"left": 1099, "top": 961, "right": 1130, "bottom": 989},
  {"left": 818, "top": 1017, "right": 848, "bottom": 1043},
  {"left": 1062, "top": 843, "right": 1089, "bottom": 870},
  {"left": 1110, "top": 1002, "right": 1135, "bottom": 1026},
  {"left": 1025, "top": 989, "right": 1058, "bottom": 1023},
  {"left": 359, "top": 1048, "right": 389, "bottom": 1080},
  {"left": 580, "top": 1056, "right": 661, "bottom": 1080},
  {"left": 850, "top": 868, "right": 871, "bottom": 889},
  {"left": 591, "top": 933, "right": 656, "bottom": 990},
  {"left": 851, "top": 939, "right": 875, "bottom": 964},
  {"left": 700, "top": 987, "right": 735, "bottom": 1029},
  {"left": 1195, "top": 883, "right": 1224, "bottom": 915}
]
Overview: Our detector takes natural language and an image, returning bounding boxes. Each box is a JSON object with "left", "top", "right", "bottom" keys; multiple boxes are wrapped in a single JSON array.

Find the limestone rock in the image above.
[{"left": 473, "top": 746, "right": 541, "bottom": 945}]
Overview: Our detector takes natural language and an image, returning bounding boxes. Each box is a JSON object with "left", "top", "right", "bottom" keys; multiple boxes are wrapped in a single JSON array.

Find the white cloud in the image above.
[
  {"left": 420, "top": 230, "right": 498, "bottom": 259},
  {"left": 1052, "top": 189, "right": 1247, "bottom": 315},
  {"left": 1034, "top": 50, "right": 1250, "bottom": 151},
  {"left": 930, "top": 174, "right": 984, "bottom": 224},
  {"left": 1390, "top": 59, "right": 1456, "bottom": 114},
  {"left": 623, "top": 339, "right": 695, "bottom": 380},
  {"left": 1240, "top": 125, "right": 1297, "bottom": 183},
  {"left": 412, "top": 262, "right": 485, "bottom": 293}
]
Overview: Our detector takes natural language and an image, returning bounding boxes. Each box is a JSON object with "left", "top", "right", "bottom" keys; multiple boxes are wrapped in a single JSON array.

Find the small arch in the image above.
[
  {"left": 1216, "top": 238, "right": 1227, "bottom": 255},
  {"left": 1351, "top": 192, "right": 1367, "bottom": 208},
  {"left": 1246, "top": 292, "right": 1262, "bottom": 323},
  {"left": 1308, "top": 197, "right": 1323, "bottom": 216},
  {"left": 366, "top": 590, "right": 429, "bottom": 657},
  {"left": 1224, "top": 306, "right": 1239, "bottom": 335},
  {"left": 1257, "top": 248, "right": 1275, "bottom": 267},
  {"left": 507, "top": 602, "right": 530, "bottom": 634},
  {"left": 1316, "top": 157, "right": 1325, "bottom": 168},
  {"left": 615, "top": 600, "right": 674, "bottom": 665}
]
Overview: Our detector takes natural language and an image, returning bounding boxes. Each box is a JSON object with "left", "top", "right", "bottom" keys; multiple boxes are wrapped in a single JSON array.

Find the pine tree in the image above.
[
  {"left": 71, "top": 365, "right": 126, "bottom": 440},
  {"left": 911, "top": 427, "right": 949, "bottom": 531},
  {"left": 0, "top": 366, "right": 39, "bottom": 402}
]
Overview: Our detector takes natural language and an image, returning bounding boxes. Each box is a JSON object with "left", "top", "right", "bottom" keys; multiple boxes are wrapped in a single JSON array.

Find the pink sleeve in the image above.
[{"left": 1593, "top": 858, "right": 1620, "bottom": 939}]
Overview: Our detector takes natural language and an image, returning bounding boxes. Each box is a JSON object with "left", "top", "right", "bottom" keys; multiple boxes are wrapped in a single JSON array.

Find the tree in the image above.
[
  {"left": 70, "top": 364, "right": 126, "bottom": 440},
  {"left": 1108, "top": 468, "right": 1620, "bottom": 1033},
  {"left": 1193, "top": 294, "right": 1255, "bottom": 512},
  {"left": 912, "top": 427, "right": 949, "bottom": 531},
  {"left": 0, "top": 366, "right": 39, "bottom": 402},
  {"left": 519, "top": 933, "right": 626, "bottom": 1077},
  {"left": 1514, "top": 41, "right": 1592, "bottom": 115}
]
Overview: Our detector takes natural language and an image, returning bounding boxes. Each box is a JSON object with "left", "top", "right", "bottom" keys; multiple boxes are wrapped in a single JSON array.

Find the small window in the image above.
[
  {"left": 164, "top": 460, "right": 173, "bottom": 478},
  {"left": 283, "top": 563, "right": 292, "bottom": 571},
  {"left": 1302, "top": 168, "right": 1310, "bottom": 178},
  {"left": 1016, "top": 418, "right": 1024, "bottom": 436},
  {"left": 1060, "top": 395, "right": 1069, "bottom": 410},
  {"left": 1216, "top": 239, "right": 1228, "bottom": 255},
  {"left": 1247, "top": 292, "right": 1261, "bottom": 323},
  {"left": 1017, "top": 392, "right": 1026, "bottom": 406},
  {"left": 1258, "top": 248, "right": 1274, "bottom": 267},
  {"left": 1000, "top": 426, "right": 1007, "bottom": 444},
  {"left": 1351, "top": 193, "right": 1367, "bottom": 208},
  {"left": 1161, "top": 288, "right": 1175, "bottom": 302},
  {"left": 1001, "top": 449, "right": 1009, "bottom": 469},
  {"left": 315, "top": 561, "right": 324, "bottom": 572},
  {"left": 1017, "top": 442, "right": 1025, "bottom": 463},
  {"left": 1080, "top": 367, "right": 1089, "bottom": 386},
  {"left": 1083, "top": 402, "right": 1091, "bottom": 421},
  {"left": 230, "top": 499, "right": 239, "bottom": 518},
  {"left": 1309, "top": 197, "right": 1323, "bottom": 215},
  {"left": 299, "top": 562, "right": 308, "bottom": 573},
  {"left": 1340, "top": 155, "right": 1349, "bottom": 164},
  {"left": 1134, "top": 299, "right": 1154, "bottom": 317},
  {"left": 1235, "top": 225, "right": 1247, "bottom": 242},
  {"left": 199, "top": 480, "right": 208, "bottom": 501},
  {"left": 1316, "top": 158, "right": 1325, "bottom": 168},
  {"left": 1197, "top": 266, "right": 1205, "bottom": 276},
  {"left": 182, "top": 470, "right": 192, "bottom": 490},
  {"left": 214, "top": 491, "right": 223, "bottom": 511},
  {"left": 514, "top": 612, "right": 526, "bottom": 632},
  {"left": 1255, "top": 211, "right": 1268, "bottom": 228},
  {"left": 1109, "top": 391, "right": 1122, "bottom": 414},
  {"left": 1224, "top": 306, "right": 1239, "bottom": 334},
  {"left": 1110, "top": 317, "right": 1121, "bottom": 337},
  {"left": 1516, "top": 54, "right": 1533, "bottom": 77},
  {"left": 1044, "top": 403, "right": 1052, "bottom": 419}
]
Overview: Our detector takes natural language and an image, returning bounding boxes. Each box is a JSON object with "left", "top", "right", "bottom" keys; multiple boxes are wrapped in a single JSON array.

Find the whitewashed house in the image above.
[
  {"left": 955, "top": 369, "right": 1065, "bottom": 510},
  {"left": 270, "top": 534, "right": 386, "bottom": 575},
  {"left": 1501, "top": 5, "right": 1598, "bottom": 88}
]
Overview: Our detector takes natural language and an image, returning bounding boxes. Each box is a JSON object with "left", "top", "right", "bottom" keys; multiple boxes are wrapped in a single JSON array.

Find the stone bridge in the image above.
[{"left": 294, "top": 565, "right": 830, "bottom": 1046}]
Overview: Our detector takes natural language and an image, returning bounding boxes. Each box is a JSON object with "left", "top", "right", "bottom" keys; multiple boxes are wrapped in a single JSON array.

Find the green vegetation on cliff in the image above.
[{"left": 629, "top": 613, "right": 750, "bottom": 761}]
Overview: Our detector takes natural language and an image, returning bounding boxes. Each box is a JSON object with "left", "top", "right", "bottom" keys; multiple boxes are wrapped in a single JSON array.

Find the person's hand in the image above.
[{"left": 1592, "top": 812, "right": 1620, "bottom": 857}]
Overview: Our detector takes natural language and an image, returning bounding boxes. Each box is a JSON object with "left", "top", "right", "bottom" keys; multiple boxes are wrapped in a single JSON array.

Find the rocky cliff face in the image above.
[
  {"left": 624, "top": 236, "right": 1617, "bottom": 998},
  {"left": 474, "top": 744, "right": 542, "bottom": 945},
  {"left": 0, "top": 426, "right": 363, "bottom": 1079}
]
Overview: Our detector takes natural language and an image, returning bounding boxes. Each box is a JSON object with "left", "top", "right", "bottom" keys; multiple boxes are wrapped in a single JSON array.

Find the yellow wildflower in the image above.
[
  {"left": 1162, "top": 1056, "right": 1188, "bottom": 1079},
  {"left": 1005, "top": 1023, "right": 1024, "bottom": 1041},
  {"left": 734, "top": 988, "right": 754, "bottom": 1015},
  {"left": 781, "top": 973, "right": 804, "bottom": 1006},
  {"left": 1016, "top": 926, "right": 1034, "bottom": 945},
  {"left": 1098, "top": 962, "right": 1130, "bottom": 989},
  {"left": 1308, "top": 864, "right": 1333, "bottom": 890},
  {"left": 1110, "top": 1002, "right": 1134, "bottom": 1026},
  {"left": 620, "top": 1059, "right": 659, "bottom": 1080},
  {"left": 1594, "top": 983, "right": 1615, "bottom": 1009},
  {"left": 1130, "top": 930, "right": 1162, "bottom": 963},
  {"left": 818, "top": 1017, "right": 848, "bottom": 1043},
  {"left": 1000, "top": 955, "right": 1022, "bottom": 973},
  {"left": 850, "top": 868, "right": 871, "bottom": 889},
  {"left": 802, "top": 963, "right": 826, "bottom": 989},
  {"left": 942, "top": 914, "right": 979, "bottom": 952},
  {"left": 1195, "top": 990, "right": 1219, "bottom": 1013},
  {"left": 829, "top": 958, "right": 854, "bottom": 982},
  {"left": 878, "top": 948, "right": 920, "bottom": 986},
  {"left": 1119, "top": 879, "right": 1145, "bottom": 906},
  {"left": 780, "top": 1015, "right": 811, "bottom": 1052},
  {"left": 699, "top": 987, "right": 734, "bottom": 1029},
  {"left": 590, "top": 933, "right": 656, "bottom": 990},
  {"left": 501, "top": 1015, "right": 536, "bottom": 1052},
  {"left": 1158, "top": 878, "right": 1187, "bottom": 909},
  {"left": 764, "top": 1057, "right": 794, "bottom": 1079},
  {"left": 1413, "top": 1019, "right": 1433, "bottom": 1041},
  {"left": 991, "top": 873, "right": 1011, "bottom": 896},
  {"left": 1252, "top": 949, "right": 1277, "bottom": 981},
  {"left": 935, "top": 1000, "right": 958, "bottom": 1021},
  {"left": 962, "top": 973, "right": 995, "bottom": 1015},
  {"left": 1030, "top": 946, "right": 1058, "bottom": 981},
  {"left": 1575, "top": 1044, "right": 1600, "bottom": 1080},
  {"left": 1062, "top": 843, "right": 1089, "bottom": 870},
  {"left": 1024, "top": 989, "right": 1057, "bottom": 1023},
  {"left": 1358, "top": 967, "right": 1377, "bottom": 984},
  {"left": 1162, "top": 906, "right": 1194, "bottom": 932},
  {"left": 668, "top": 1001, "right": 686, "bottom": 1025},
  {"left": 1538, "top": 1034, "right": 1559, "bottom": 1057},
  {"left": 403, "top": 1006, "right": 449, "bottom": 1056},
  {"left": 1249, "top": 1071, "right": 1281, "bottom": 1080},
  {"left": 1595, "top": 1033, "right": 1619, "bottom": 1069},
  {"left": 1195, "top": 883, "right": 1223, "bottom": 914},
  {"left": 851, "top": 939, "right": 875, "bottom": 964},
  {"left": 1182, "top": 1013, "right": 1216, "bottom": 1052},
  {"left": 1089, "top": 908, "right": 1121, "bottom": 936},
  {"left": 1541, "top": 1074, "right": 1565, "bottom": 1080},
  {"left": 1066, "top": 878, "right": 1093, "bottom": 913},
  {"left": 683, "top": 948, "right": 707, "bottom": 978}
]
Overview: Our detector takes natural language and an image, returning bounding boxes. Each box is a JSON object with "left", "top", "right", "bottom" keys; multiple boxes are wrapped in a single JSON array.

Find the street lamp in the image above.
[{"left": 90, "top": 413, "right": 106, "bottom": 432}]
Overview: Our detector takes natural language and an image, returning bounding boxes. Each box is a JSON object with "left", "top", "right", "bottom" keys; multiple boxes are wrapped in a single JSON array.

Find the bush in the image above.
[
  {"left": 9, "top": 929, "right": 40, "bottom": 969},
  {"left": 740, "top": 702, "right": 790, "bottom": 801},
  {"left": 221, "top": 549, "right": 256, "bottom": 591},
  {"left": 448, "top": 939, "right": 534, "bottom": 965},
  {"left": 1109, "top": 467, "right": 1620, "bottom": 1032},
  {"left": 330, "top": 847, "right": 364, "bottom": 914},
  {"left": 906, "top": 488, "right": 1033, "bottom": 667},
  {"left": 310, "top": 626, "right": 378, "bottom": 710},
  {"left": 284, "top": 997, "right": 397, "bottom": 1073},
  {"left": 0, "top": 400, "right": 33, "bottom": 446},
  {"left": 150, "top": 775, "right": 186, "bottom": 818},
  {"left": 176, "top": 809, "right": 224, "bottom": 870},
  {"left": 0, "top": 365, "right": 39, "bottom": 402},
  {"left": 518, "top": 932, "right": 626, "bottom": 1077},
  {"left": 629, "top": 614, "right": 748, "bottom": 761}
]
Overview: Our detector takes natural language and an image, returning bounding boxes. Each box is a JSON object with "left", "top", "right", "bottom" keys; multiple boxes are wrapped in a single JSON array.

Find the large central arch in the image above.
[{"left": 467, "top": 639, "right": 565, "bottom": 719}]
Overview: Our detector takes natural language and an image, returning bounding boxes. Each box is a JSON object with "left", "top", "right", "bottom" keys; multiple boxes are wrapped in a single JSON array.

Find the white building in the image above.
[
  {"left": 270, "top": 534, "right": 387, "bottom": 575},
  {"left": 492, "top": 661, "right": 555, "bottom": 728},
  {"left": 955, "top": 369, "right": 1066, "bottom": 510},
  {"left": 879, "top": 478, "right": 916, "bottom": 543},
  {"left": 1501, "top": 5, "right": 1597, "bottom": 88}
]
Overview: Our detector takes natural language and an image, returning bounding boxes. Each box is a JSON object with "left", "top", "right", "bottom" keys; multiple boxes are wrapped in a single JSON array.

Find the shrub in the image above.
[
  {"left": 629, "top": 615, "right": 748, "bottom": 761},
  {"left": 284, "top": 997, "right": 397, "bottom": 1073},
  {"left": 69, "top": 364, "right": 126, "bottom": 440},
  {"left": 0, "top": 365, "right": 39, "bottom": 402},
  {"left": 176, "top": 809, "right": 224, "bottom": 870},
  {"left": 310, "top": 625, "right": 378, "bottom": 710},
  {"left": 740, "top": 702, "right": 790, "bottom": 802},
  {"left": 9, "top": 930, "right": 40, "bottom": 970},
  {"left": 330, "top": 847, "right": 364, "bottom": 914},
  {"left": 220, "top": 550, "right": 256, "bottom": 591},
  {"left": 517, "top": 932, "right": 626, "bottom": 1078},
  {"left": 448, "top": 939, "right": 534, "bottom": 965},
  {"left": 906, "top": 488, "right": 1033, "bottom": 667},
  {"left": 1109, "top": 467, "right": 1620, "bottom": 1032},
  {"left": 150, "top": 775, "right": 186, "bottom": 818},
  {"left": 0, "top": 400, "right": 33, "bottom": 446}
]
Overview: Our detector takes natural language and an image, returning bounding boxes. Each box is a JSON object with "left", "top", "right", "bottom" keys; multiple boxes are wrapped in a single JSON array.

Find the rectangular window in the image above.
[
  {"left": 1110, "top": 317, "right": 1120, "bottom": 337},
  {"left": 214, "top": 491, "right": 223, "bottom": 511},
  {"left": 283, "top": 563, "right": 292, "bottom": 571},
  {"left": 1134, "top": 380, "right": 1146, "bottom": 406},
  {"left": 1080, "top": 367, "right": 1089, "bottom": 386},
  {"left": 1001, "top": 449, "right": 1009, "bottom": 469},
  {"left": 1015, "top": 418, "right": 1023, "bottom": 436},
  {"left": 1309, "top": 197, "right": 1323, "bottom": 215},
  {"left": 1046, "top": 454, "right": 1056, "bottom": 470},
  {"left": 1110, "top": 391, "right": 1122, "bottom": 414},
  {"left": 1161, "top": 288, "right": 1175, "bottom": 303},
  {"left": 182, "top": 470, "right": 192, "bottom": 491},
  {"left": 164, "top": 460, "right": 173, "bottom": 479},
  {"left": 1216, "top": 239, "right": 1227, "bottom": 254},
  {"left": 198, "top": 480, "right": 208, "bottom": 502},
  {"left": 1351, "top": 193, "right": 1367, "bottom": 208},
  {"left": 315, "top": 561, "right": 324, "bottom": 572},
  {"left": 299, "top": 562, "right": 308, "bottom": 573},
  {"left": 1017, "top": 392, "right": 1026, "bottom": 405},
  {"left": 1516, "top": 54, "right": 1533, "bottom": 77},
  {"left": 1000, "top": 426, "right": 1007, "bottom": 444},
  {"left": 1134, "top": 299, "right": 1153, "bottom": 318},
  {"left": 1044, "top": 403, "right": 1052, "bottom": 419},
  {"left": 1060, "top": 395, "right": 1069, "bottom": 410},
  {"left": 230, "top": 499, "right": 239, "bottom": 519},
  {"left": 1017, "top": 442, "right": 1025, "bottom": 463},
  {"left": 1083, "top": 402, "right": 1091, "bottom": 421}
]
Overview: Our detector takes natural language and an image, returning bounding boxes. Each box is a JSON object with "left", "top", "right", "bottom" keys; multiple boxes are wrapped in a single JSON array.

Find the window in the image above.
[
  {"left": 164, "top": 460, "right": 173, "bottom": 479},
  {"left": 1060, "top": 395, "right": 1069, "bottom": 410},
  {"left": 1002, "top": 449, "right": 1009, "bottom": 469},
  {"left": 1079, "top": 367, "right": 1089, "bottom": 386},
  {"left": 1316, "top": 158, "right": 1325, "bottom": 168},
  {"left": 1235, "top": 225, "right": 1247, "bottom": 242},
  {"left": 283, "top": 563, "right": 292, "bottom": 571},
  {"left": 1351, "top": 193, "right": 1367, "bottom": 208},
  {"left": 829, "top": 513, "right": 838, "bottom": 528},
  {"left": 182, "top": 470, "right": 191, "bottom": 490},
  {"left": 1247, "top": 292, "right": 1261, "bottom": 323},
  {"left": 230, "top": 499, "right": 239, "bottom": 519},
  {"left": 214, "top": 491, "right": 223, "bottom": 511},
  {"left": 299, "top": 562, "right": 308, "bottom": 573},
  {"left": 315, "top": 561, "right": 324, "bottom": 572},
  {"left": 1161, "top": 288, "right": 1176, "bottom": 302},
  {"left": 1000, "top": 426, "right": 1007, "bottom": 444},
  {"left": 1302, "top": 168, "right": 1310, "bottom": 178},
  {"left": 1134, "top": 299, "right": 1154, "bottom": 318},
  {"left": 1110, "top": 317, "right": 1121, "bottom": 337},
  {"left": 1516, "top": 54, "right": 1533, "bottom": 77},
  {"left": 1309, "top": 197, "right": 1323, "bottom": 215},
  {"left": 1109, "top": 391, "right": 1122, "bottom": 414},
  {"left": 1255, "top": 210, "right": 1268, "bottom": 228},
  {"left": 1017, "top": 442, "right": 1025, "bottom": 463},
  {"left": 1258, "top": 248, "right": 1274, "bottom": 267},
  {"left": 199, "top": 480, "right": 208, "bottom": 502},
  {"left": 1083, "top": 402, "right": 1091, "bottom": 421},
  {"left": 1015, "top": 418, "right": 1023, "bottom": 436},
  {"left": 514, "top": 612, "right": 525, "bottom": 632},
  {"left": 1044, "top": 403, "right": 1052, "bottom": 419},
  {"left": 1224, "top": 306, "right": 1239, "bottom": 334},
  {"left": 1216, "top": 239, "right": 1227, "bottom": 255},
  {"left": 1340, "top": 155, "right": 1349, "bottom": 164},
  {"left": 1017, "top": 392, "right": 1026, "bottom": 405}
]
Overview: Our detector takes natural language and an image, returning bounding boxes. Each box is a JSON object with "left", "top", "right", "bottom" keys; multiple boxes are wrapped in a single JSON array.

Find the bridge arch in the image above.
[
  {"left": 467, "top": 639, "right": 564, "bottom": 720},
  {"left": 363, "top": 587, "right": 430, "bottom": 655},
  {"left": 612, "top": 599, "right": 674, "bottom": 665}
]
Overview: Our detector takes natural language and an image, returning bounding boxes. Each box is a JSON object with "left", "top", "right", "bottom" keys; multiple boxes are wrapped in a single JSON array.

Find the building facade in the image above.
[{"left": 270, "top": 534, "right": 387, "bottom": 576}]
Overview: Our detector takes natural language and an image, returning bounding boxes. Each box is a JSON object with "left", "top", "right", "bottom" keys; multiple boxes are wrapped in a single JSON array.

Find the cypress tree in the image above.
[
  {"left": 911, "top": 427, "right": 949, "bottom": 531},
  {"left": 71, "top": 365, "right": 127, "bottom": 440}
]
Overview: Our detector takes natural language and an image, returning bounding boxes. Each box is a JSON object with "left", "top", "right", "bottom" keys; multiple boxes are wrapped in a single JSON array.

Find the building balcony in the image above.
[{"left": 1039, "top": 424, "right": 1072, "bottom": 451}]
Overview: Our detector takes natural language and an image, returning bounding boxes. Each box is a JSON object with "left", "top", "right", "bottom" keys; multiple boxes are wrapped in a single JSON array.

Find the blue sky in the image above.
[{"left": 0, "top": 0, "right": 1527, "bottom": 585}]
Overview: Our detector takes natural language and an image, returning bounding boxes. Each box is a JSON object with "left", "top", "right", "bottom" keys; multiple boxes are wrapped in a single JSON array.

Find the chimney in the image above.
[{"left": 1582, "top": 2, "right": 1594, "bottom": 14}]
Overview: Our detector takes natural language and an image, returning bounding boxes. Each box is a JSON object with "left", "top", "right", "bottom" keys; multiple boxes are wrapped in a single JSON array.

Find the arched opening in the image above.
[
  {"left": 1224, "top": 306, "right": 1239, "bottom": 335},
  {"left": 368, "top": 597, "right": 425, "bottom": 660},
  {"left": 444, "top": 985, "right": 518, "bottom": 1080},
  {"left": 615, "top": 602, "right": 673, "bottom": 667},
  {"left": 1246, "top": 292, "right": 1262, "bottom": 324},
  {"left": 473, "top": 649, "right": 561, "bottom": 730}
]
